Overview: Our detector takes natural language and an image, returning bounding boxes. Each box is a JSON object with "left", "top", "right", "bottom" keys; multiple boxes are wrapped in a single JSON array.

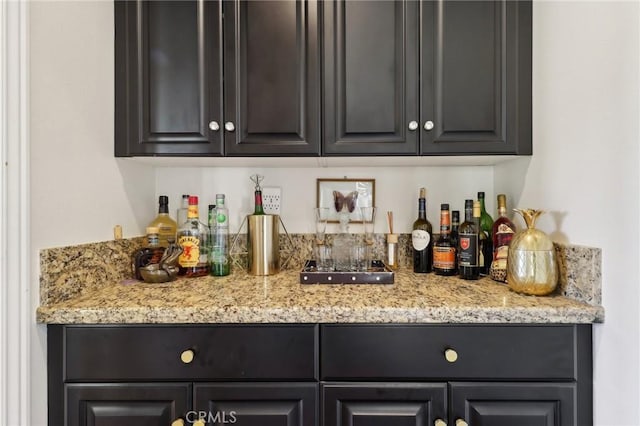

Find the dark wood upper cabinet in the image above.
[
  {"left": 224, "top": 0, "right": 321, "bottom": 156},
  {"left": 421, "top": 0, "right": 532, "bottom": 155},
  {"left": 115, "top": 0, "right": 532, "bottom": 158},
  {"left": 115, "top": 0, "right": 223, "bottom": 156},
  {"left": 323, "top": 0, "right": 420, "bottom": 155}
]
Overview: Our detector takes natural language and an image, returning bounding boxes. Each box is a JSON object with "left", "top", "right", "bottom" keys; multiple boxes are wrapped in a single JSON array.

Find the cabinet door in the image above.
[
  {"left": 194, "top": 383, "right": 317, "bottom": 426},
  {"left": 323, "top": 383, "right": 447, "bottom": 426},
  {"left": 66, "top": 383, "right": 191, "bottom": 426},
  {"left": 115, "top": 0, "right": 223, "bottom": 156},
  {"left": 323, "top": 0, "right": 420, "bottom": 155},
  {"left": 451, "top": 382, "right": 575, "bottom": 426},
  {"left": 421, "top": 0, "right": 531, "bottom": 155},
  {"left": 223, "top": 0, "right": 320, "bottom": 156}
]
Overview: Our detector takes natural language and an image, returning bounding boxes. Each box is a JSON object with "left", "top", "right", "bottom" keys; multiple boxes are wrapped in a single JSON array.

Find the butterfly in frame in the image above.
[{"left": 333, "top": 190, "right": 358, "bottom": 213}]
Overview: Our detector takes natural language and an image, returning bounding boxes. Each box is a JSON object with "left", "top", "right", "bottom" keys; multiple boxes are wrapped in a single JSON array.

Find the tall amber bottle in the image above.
[
  {"left": 433, "top": 204, "right": 456, "bottom": 276},
  {"left": 148, "top": 195, "right": 177, "bottom": 247},
  {"left": 177, "top": 196, "right": 210, "bottom": 277}
]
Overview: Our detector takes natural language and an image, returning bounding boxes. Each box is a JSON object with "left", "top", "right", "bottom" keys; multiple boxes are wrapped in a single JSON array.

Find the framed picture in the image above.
[{"left": 316, "top": 178, "right": 375, "bottom": 223}]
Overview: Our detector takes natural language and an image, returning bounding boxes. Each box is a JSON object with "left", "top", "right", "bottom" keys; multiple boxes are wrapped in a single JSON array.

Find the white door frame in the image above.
[{"left": 0, "top": 0, "right": 30, "bottom": 424}]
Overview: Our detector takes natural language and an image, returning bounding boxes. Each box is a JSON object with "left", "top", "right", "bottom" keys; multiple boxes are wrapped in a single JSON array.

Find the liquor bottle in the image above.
[
  {"left": 491, "top": 194, "right": 517, "bottom": 281},
  {"left": 412, "top": 188, "right": 433, "bottom": 273},
  {"left": 177, "top": 196, "right": 210, "bottom": 277},
  {"left": 132, "top": 227, "right": 166, "bottom": 280},
  {"left": 176, "top": 194, "right": 190, "bottom": 229},
  {"left": 211, "top": 194, "right": 230, "bottom": 276},
  {"left": 477, "top": 192, "right": 494, "bottom": 272},
  {"left": 458, "top": 200, "right": 479, "bottom": 280},
  {"left": 148, "top": 195, "right": 177, "bottom": 247},
  {"left": 433, "top": 204, "right": 456, "bottom": 276}
]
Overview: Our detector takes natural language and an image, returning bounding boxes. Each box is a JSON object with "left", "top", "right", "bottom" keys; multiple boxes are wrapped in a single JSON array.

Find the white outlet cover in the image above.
[{"left": 262, "top": 186, "right": 282, "bottom": 215}]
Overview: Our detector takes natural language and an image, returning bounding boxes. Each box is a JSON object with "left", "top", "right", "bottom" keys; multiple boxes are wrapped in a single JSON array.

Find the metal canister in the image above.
[
  {"left": 247, "top": 214, "right": 280, "bottom": 275},
  {"left": 506, "top": 209, "right": 558, "bottom": 296}
]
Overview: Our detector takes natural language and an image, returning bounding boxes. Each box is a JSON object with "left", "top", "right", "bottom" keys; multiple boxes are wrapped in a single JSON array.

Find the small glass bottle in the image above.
[
  {"left": 433, "top": 204, "right": 456, "bottom": 276},
  {"left": 254, "top": 190, "right": 265, "bottom": 215},
  {"left": 177, "top": 196, "right": 210, "bottom": 277},
  {"left": 386, "top": 233, "right": 399, "bottom": 270},
  {"left": 176, "top": 194, "right": 190, "bottom": 228},
  {"left": 458, "top": 200, "right": 480, "bottom": 280},
  {"left": 148, "top": 195, "right": 177, "bottom": 247},
  {"left": 132, "top": 227, "right": 166, "bottom": 280},
  {"left": 211, "top": 194, "right": 230, "bottom": 276}
]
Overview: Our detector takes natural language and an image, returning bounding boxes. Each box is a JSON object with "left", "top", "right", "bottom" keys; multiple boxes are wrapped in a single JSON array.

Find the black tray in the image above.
[{"left": 300, "top": 260, "right": 394, "bottom": 284}]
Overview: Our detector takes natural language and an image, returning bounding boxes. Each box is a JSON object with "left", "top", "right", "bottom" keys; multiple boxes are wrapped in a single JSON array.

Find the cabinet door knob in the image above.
[
  {"left": 408, "top": 121, "right": 419, "bottom": 131},
  {"left": 180, "top": 349, "right": 195, "bottom": 364},
  {"left": 444, "top": 348, "right": 458, "bottom": 363},
  {"left": 209, "top": 121, "right": 220, "bottom": 131},
  {"left": 171, "top": 419, "right": 184, "bottom": 426},
  {"left": 456, "top": 420, "right": 468, "bottom": 426},
  {"left": 224, "top": 121, "right": 235, "bottom": 132},
  {"left": 435, "top": 419, "right": 447, "bottom": 426},
  {"left": 424, "top": 120, "right": 434, "bottom": 131}
]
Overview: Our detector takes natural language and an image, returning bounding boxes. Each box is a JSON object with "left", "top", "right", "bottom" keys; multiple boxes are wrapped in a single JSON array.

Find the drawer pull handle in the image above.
[
  {"left": 456, "top": 419, "right": 468, "bottom": 426},
  {"left": 435, "top": 419, "right": 447, "bottom": 426},
  {"left": 180, "top": 349, "right": 195, "bottom": 364},
  {"left": 171, "top": 419, "right": 184, "bottom": 426},
  {"left": 444, "top": 348, "right": 458, "bottom": 363}
]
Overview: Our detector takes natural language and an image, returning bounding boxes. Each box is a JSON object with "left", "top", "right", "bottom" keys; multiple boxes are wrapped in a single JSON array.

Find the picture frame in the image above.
[{"left": 316, "top": 178, "right": 375, "bottom": 223}]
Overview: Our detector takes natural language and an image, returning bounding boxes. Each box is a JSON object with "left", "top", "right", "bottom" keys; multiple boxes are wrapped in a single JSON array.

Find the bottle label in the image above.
[
  {"left": 433, "top": 246, "right": 456, "bottom": 269},
  {"left": 493, "top": 223, "right": 515, "bottom": 268},
  {"left": 458, "top": 232, "right": 478, "bottom": 267},
  {"left": 178, "top": 235, "right": 200, "bottom": 267},
  {"left": 412, "top": 230, "right": 430, "bottom": 251},
  {"left": 187, "top": 205, "right": 198, "bottom": 219}
]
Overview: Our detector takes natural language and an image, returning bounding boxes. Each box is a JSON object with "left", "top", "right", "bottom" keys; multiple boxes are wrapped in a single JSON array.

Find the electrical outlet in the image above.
[{"left": 262, "top": 187, "right": 282, "bottom": 215}]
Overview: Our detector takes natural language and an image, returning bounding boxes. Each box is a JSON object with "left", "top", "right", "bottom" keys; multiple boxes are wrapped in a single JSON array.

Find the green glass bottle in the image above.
[{"left": 477, "top": 192, "right": 494, "bottom": 274}]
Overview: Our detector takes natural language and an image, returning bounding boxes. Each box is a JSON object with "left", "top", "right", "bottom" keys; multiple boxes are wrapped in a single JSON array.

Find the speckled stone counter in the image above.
[
  {"left": 36, "top": 268, "right": 603, "bottom": 324},
  {"left": 36, "top": 235, "right": 604, "bottom": 325}
]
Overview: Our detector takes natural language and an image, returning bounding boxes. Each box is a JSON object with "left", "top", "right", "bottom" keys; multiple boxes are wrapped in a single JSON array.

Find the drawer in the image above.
[
  {"left": 64, "top": 324, "right": 317, "bottom": 381},
  {"left": 321, "top": 324, "right": 585, "bottom": 380}
]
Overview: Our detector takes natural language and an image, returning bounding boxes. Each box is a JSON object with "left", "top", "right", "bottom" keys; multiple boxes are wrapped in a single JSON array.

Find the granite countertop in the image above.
[{"left": 36, "top": 268, "right": 604, "bottom": 324}]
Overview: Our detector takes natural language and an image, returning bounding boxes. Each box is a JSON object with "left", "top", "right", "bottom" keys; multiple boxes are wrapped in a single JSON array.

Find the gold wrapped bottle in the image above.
[{"left": 506, "top": 209, "right": 558, "bottom": 296}]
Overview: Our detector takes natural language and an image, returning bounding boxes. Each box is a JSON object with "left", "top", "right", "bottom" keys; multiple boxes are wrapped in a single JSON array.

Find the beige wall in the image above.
[
  {"left": 27, "top": 1, "right": 640, "bottom": 425},
  {"left": 495, "top": 1, "right": 640, "bottom": 423},
  {"left": 29, "top": 2, "right": 154, "bottom": 425}
]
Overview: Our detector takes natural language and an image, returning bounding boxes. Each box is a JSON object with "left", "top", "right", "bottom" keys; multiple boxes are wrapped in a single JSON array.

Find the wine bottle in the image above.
[
  {"left": 412, "top": 188, "right": 433, "bottom": 273},
  {"left": 451, "top": 210, "right": 460, "bottom": 270},
  {"left": 148, "top": 195, "right": 177, "bottom": 247},
  {"left": 490, "top": 194, "right": 517, "bottom": 281},
  {"left": 433, "top": 204, "right": 456, "bottom": 276},
  {"left": 211, "top": 194, "right": 230, "bottom": 276},
  {"left": 477, "top": 192, "right": 494, "bottom": 273},
  {"left": 254, "top": 189, "right": 265, "bottom": 215},
  {"left": 458, "top": 200, "right": 479, "bottom": 280},
  {"left": 177, "top": 196, "right": 210, "bottom": 277}
]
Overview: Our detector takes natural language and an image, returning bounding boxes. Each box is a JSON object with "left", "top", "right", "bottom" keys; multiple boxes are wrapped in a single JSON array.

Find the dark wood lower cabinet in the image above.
[
  {"left": 323, "top": 383, "right": 447, "bottom": 426},
  {"left": 49, "top": 324, "right": 592, "bottom": 426},
  {"left": 194, "top": 383, "right": 317, "bottom": 426},
  {"left": 65, "top": 383, "right": 191, "bottom": 426}
]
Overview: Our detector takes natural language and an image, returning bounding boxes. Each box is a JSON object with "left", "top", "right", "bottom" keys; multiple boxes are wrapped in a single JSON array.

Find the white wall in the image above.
[
  {"left": 29, "top": 2, "right": 155, "bottom": 425},
  {"left": 155, "top": 166, "right": 495, "bottom": 235},
  {"left": 26, "top": 1, "right": 640, "bottom": 425},
  {"left": 495, "top": 1, "right": 640, "bottom": 423}
]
